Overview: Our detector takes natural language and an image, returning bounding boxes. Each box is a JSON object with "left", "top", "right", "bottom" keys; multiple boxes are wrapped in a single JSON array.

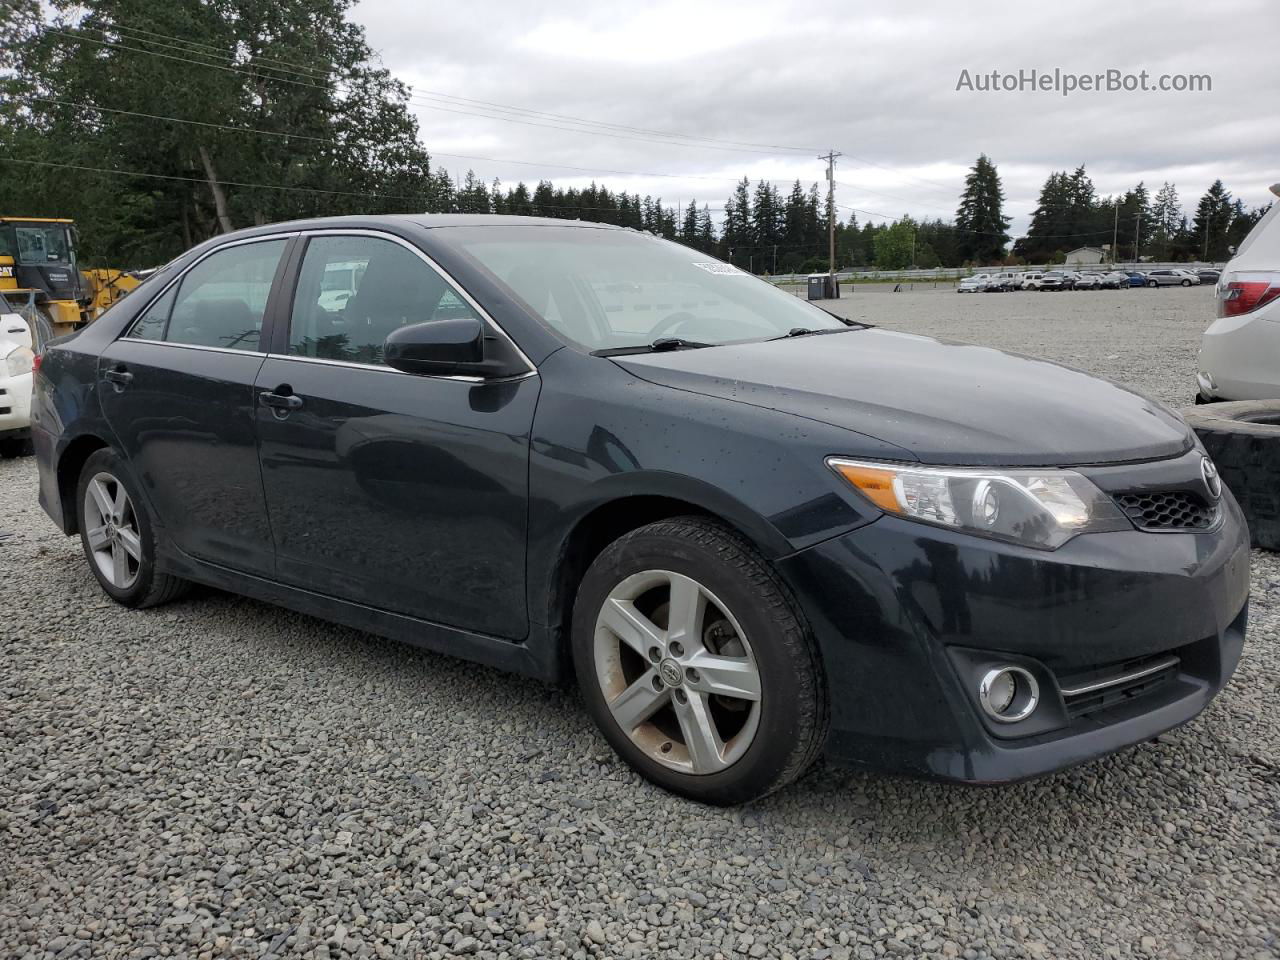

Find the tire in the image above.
[
  {"left": 1148, "top": 280, "right": 1159, "bottom": 288},
  {"left": 1182, "top": 279, "right": 1193, "bottom": 287},
  {"left": 1182, "top": 401, "right": 1280, "bottom": 549},
  {"left": 571, "top": 517, "right": 828, "bottom": 805},
  {"left": 75, "top": 448, "right": 190, "bottom": 608}
]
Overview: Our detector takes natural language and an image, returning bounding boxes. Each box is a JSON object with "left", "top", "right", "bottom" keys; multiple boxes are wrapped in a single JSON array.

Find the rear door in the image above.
[
  {"left": 254, "top": 231, "right": 540, "bottom": 639},
  {"left": 99, "top": 236, "right": 293, "bottom": 577}
]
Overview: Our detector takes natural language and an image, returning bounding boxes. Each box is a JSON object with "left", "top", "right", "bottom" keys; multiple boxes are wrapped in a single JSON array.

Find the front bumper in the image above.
[
  {"left": 0, "top": 372, "right": 33, "bottom": 438},
  {"left": 778, "top": 482, "right": 1250, "bottom": 783}
]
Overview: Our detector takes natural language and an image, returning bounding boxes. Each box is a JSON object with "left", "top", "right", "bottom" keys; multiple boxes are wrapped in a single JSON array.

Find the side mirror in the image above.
[{"left": 384, "top": 318, "right": 527, "bottom": 379}]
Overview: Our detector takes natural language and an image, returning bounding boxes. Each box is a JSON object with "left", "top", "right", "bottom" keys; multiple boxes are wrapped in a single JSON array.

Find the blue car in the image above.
[{"left": 1125, "top": 272, "right": 1148, "bottom": 287}]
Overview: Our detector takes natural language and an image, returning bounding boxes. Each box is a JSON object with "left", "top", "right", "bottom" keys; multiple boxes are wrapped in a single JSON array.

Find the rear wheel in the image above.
[
  {"left": 572, "top": 517, "right": 828, "bottom": 805},
  {"left": 75, "top": 448, "right": 189, "bottom": 608},
  {"left": 1148, "top": 279, "right": 1159, "bottom": 288}
]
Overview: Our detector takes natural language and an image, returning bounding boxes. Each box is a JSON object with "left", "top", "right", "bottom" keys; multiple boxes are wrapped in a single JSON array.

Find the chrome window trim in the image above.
[
  {"left": 120, "top": 232, "right": 298, "bottom": 346},
  {"left": 115, "top": 338, "right": 267, "bottom": 358},
  {"left": 286, "top": 228, "right": 537, "bottom": 378},
  {"left": 261, "top": 350, "right": 537, "bottom": 384}
]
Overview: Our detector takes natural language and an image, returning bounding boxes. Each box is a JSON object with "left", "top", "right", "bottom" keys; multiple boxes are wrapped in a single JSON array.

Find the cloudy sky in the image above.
[{"left": 352, "top": 0, "right": 1278, "bottom": 238}]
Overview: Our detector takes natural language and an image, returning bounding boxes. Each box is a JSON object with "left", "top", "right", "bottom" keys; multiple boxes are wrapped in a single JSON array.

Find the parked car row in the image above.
[{"left": 959, "top": 268, "right": 1217, "bottom": 293}]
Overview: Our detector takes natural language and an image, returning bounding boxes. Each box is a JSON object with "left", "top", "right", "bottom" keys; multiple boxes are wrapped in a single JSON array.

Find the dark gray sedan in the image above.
[{"left": 31, "top": 215, "right": 1249, "bottom": 804}]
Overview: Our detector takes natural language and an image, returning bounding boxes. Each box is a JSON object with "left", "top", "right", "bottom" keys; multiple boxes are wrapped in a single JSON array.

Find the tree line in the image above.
[{"left": 0, "top": 0, "right": 1269, "bottom": 271}]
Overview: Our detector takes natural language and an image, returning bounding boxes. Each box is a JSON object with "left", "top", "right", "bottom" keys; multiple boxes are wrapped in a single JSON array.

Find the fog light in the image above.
[{"left": 978, "top": 667, "right": 1039, "bottom": 723}]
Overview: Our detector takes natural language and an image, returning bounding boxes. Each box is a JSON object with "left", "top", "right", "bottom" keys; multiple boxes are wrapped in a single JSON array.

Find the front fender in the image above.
[{"left": 525, "top": 348, "right": 897, "bottom": 628}]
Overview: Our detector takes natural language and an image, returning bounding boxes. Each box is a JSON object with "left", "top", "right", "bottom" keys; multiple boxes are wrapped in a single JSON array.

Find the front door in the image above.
[
  {"left": 98, "top": 237, "right": 289, "bottom": 577},
  {"left": 254, "top": 233, "right": 539, "bottom": 639}
]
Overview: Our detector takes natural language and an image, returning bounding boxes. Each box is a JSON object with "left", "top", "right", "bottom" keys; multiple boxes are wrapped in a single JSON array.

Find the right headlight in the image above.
[
  {"left": 827, "top": 457, "right": 1131, "bottom": 549},
  {"left": 4, "top": 345, "right": 33, "bottom": 378}
]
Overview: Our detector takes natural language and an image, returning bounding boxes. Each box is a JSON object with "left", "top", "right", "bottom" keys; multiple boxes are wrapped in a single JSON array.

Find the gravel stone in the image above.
[{"left": 2, "top": 287, "right": 1278, "bottom": 959}]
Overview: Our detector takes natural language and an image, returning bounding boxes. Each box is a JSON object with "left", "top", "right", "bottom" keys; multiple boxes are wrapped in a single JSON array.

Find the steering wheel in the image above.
[{"left": 649, "top": 311, "right": 698, "bottom": 339}]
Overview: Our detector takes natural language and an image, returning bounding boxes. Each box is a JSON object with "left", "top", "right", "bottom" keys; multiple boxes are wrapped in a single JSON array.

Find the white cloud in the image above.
[{"left": 351, "top": 0, "right": 1280, "bottom": 233}]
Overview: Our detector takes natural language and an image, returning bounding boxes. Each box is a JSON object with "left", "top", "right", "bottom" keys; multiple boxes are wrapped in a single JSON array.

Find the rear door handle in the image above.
[
  {"left": 103, "top": 365, "right": 133, "bottom": 387},
  {"left": 259, "top": 390, "right": 303, "bottom": 411}
]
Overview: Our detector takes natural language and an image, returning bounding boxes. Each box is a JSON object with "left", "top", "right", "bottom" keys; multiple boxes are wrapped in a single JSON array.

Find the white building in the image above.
[{"left": 1063, "top": 246, "right": 1106, "bottom": 265}]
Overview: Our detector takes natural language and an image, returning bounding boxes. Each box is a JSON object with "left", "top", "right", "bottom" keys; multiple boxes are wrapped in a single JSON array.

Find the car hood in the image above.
[{"left": 613, "top": 328, "right": 1193, "bottom": 466}]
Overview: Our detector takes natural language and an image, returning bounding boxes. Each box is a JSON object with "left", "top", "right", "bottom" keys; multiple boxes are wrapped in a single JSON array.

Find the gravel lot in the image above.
[{"left": 2, "top": 287, "right": 1278, "bottom": 960}]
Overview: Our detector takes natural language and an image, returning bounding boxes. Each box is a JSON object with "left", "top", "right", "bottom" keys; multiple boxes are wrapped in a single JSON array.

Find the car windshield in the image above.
[
  {"left": 13, "top": 224, "right": 72, "bottom": 264},
  {"left": 446, "top": 225, "right": 847, "bottom": 351}
]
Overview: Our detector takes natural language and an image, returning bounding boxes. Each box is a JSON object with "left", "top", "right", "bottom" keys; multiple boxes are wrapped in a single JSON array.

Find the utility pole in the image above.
[
  {"left": 1202, "top": 210, "right": 1211, "bottom": 261},
  {"left": 1134, "top": 211, "right": 1141, "bottom": 269},
  {"left": 819, "top": 150, "right": 842, "bottom": 294},
  {"left": 1112, "top": 198, "right": 1121, "bottom": 265}
]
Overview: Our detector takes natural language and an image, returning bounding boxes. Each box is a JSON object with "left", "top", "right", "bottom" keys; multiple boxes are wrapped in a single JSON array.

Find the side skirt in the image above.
[{"left": 155, "top": 544, "right": 561, "bottom": 682}]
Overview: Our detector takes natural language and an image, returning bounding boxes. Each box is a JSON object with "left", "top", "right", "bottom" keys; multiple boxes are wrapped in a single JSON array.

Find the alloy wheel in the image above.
[
  {"left": 83, "top": 472, "right": 142, "bottom": 589},
  {"left": 593, "top": 569, "right": 762, "bottom": 775}
]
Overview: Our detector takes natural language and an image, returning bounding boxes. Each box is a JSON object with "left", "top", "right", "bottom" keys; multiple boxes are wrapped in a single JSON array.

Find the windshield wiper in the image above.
[
  {"left": 767, "top": 326, "right": 847, "bottom": 341},
  {"left": 593, "top": 337, "right": 714, "bottom": 356}
]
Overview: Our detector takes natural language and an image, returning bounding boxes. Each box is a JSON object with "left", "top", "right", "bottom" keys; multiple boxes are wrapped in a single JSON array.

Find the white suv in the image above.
[{"left": 1197, "top": 184, "right": 1280, "bottom": 401}]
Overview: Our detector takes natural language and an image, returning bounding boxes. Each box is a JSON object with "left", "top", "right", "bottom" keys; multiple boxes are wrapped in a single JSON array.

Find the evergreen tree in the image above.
[
  {"left": 1149, "top": 182, "right": 1181, "bottom": 261},
  {"left": 696, "top": 205, "right": 716, "bottom": 253},
  {"left": 954, "top": 154, "right": 1010, "bottom": 263},
  {"left": 1191, "top": 181, "right": 1234, "bottom": 261},
  {"left": 1, "top": 0, "right": 434, "bottom": 262},
  {"left": 1226, "top": 201, "right": 1271, "bottom": 255}
]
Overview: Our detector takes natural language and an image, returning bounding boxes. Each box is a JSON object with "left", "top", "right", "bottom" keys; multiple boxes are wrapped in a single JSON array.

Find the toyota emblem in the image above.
[{"left": 1200, "top": 456, "right": 1222, "bottom": 500}]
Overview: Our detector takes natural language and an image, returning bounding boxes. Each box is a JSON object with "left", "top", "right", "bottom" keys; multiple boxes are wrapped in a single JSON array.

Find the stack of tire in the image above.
[{"left": 1183, "top": 401, "right": 1280, "bottom": 549}]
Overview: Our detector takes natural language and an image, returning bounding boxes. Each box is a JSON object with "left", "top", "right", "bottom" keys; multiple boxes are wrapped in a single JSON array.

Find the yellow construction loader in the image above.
[{"left": 0, "top": 217, "right": 146, "bottom": 345}]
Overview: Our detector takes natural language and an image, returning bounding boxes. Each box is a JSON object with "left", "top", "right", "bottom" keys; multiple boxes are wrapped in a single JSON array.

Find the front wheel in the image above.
[
  {"left": 1182, "top": 279, "right": 1193, "bottom": 286},
  {"left": 572, "top": 517, "right": 828, "bottom": 805},
  {"left": 75, "top": 448, "right": 190, "bottom": 608}
]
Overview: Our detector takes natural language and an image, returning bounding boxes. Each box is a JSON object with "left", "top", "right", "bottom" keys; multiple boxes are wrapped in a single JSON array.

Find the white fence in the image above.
[{"left": 768, "top": 262, "right": 1225, "bottom": 285}]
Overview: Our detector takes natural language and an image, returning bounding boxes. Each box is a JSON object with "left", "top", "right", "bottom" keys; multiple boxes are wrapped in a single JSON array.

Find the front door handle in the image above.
[
  {"left": 103, "top": 365, "right": 133, "bottom": 387},
  {"left": 259, "top": 389, "right": 303, "bottom": 411}
]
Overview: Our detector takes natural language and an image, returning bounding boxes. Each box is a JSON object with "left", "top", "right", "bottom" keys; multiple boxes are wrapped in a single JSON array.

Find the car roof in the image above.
[{"left": 171, "top": 213, "right": 632, "bottom": 259}]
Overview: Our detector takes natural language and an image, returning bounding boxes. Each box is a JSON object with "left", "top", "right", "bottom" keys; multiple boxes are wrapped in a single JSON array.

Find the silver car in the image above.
[{"left": 1144, "top": 269, "right": 1202, "bottom": 287}]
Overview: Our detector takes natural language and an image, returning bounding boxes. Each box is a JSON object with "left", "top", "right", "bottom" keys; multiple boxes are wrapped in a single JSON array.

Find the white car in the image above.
[
  {"left": 1018, "top": 272, "right": 1045, "bottom": 289},
  {"left": 1197, "top": 184, "right": 1280, "bottom": 401},
  {"left": 957, "top": 273, "right": 991, "bottom": 293},
  {"left": 0, "top": 312, "right": 35, "bottom": 457},
  {"left": 1074, "top": 273, "right": 1104, "bottom": 290}
]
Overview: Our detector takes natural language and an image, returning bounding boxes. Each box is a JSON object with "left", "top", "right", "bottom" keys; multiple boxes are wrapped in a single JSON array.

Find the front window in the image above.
[
  {"left": 447, "top": 226, "right": 846, "bottom": 352},
  {"left": 13, "top": 224, "right": 72, "bottom": 264},
  {"left": 288, "top": 235, "right": 486, "bottom": 366}
]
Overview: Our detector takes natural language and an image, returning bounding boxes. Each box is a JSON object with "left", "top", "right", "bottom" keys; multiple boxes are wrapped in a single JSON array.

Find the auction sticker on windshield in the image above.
[{"left": 691, "top": 262, "right": 747, "bottom": 276}]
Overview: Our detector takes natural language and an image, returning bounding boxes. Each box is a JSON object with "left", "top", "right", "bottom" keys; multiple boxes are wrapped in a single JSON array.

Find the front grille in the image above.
[
  {"left": 1058, "top": 653, "right": 1181, "bottom": 719},
  {"left": 1114, "top": 491, "right": 1217, "bottom": 530}
]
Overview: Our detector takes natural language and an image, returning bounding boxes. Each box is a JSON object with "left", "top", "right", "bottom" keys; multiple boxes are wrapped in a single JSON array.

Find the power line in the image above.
[
  {"left": 0, "top": 156, "right": 724, "bottom": 216},
  {"left": 71, "top": 17, "right": 822, "bottom": 153},
  {"left": 16, "top": 96, "right": 820, "bottom": 193},
  {"left": 42, "top": 23, "right": 821, "bottom": 157},
  {"left": 27, "top": 16, "right": 972, "bottom": 216}
]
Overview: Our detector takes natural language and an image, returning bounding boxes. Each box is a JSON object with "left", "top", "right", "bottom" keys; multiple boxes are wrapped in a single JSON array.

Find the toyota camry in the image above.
[{"left": 31, "top": 215, "right": 1249, "bottom": 805}]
